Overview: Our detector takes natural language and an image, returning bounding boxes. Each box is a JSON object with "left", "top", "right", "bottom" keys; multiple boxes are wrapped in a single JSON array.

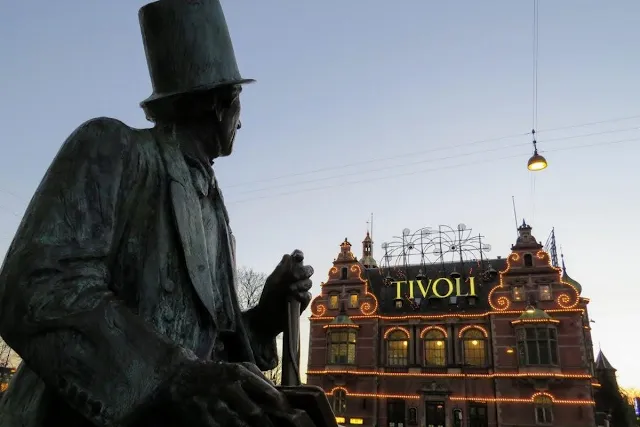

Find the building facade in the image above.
[{"left": 307, "top": 223, "right": 598, "bottom": 427}]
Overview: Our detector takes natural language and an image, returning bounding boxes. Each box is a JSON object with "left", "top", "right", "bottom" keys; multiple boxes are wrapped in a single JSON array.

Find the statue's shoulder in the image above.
[
  {"left": 69, "top": 116, "right": 138, "bottom": 144},
  {"left": 60, "top": 117, "right": 154, "bottom": 164}
]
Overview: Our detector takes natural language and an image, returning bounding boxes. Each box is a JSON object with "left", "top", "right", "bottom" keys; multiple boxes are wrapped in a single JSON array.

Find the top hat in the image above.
[{"left": 139, "top": 0, "right": 254, "bottom": 107}]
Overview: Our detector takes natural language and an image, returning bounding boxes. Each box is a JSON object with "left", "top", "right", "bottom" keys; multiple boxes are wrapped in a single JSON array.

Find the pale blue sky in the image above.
[{"left": 1, "top": 1, "right": 639, "bottom": 387}]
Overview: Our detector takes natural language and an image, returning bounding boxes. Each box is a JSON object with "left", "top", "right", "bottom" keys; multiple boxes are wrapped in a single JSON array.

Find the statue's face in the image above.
[{"left": 215, "top": 87, "right": 241, "bottom": 157}]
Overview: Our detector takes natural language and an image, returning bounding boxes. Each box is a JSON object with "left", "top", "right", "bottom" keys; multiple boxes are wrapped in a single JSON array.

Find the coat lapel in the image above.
[{"left": 157, "top": 139, "right": 219, "bottom": 323}]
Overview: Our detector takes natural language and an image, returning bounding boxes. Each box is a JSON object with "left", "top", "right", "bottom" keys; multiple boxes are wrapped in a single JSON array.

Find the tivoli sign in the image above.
[{"left": 392, "top": 277, "right": 477, "bottom": 300}]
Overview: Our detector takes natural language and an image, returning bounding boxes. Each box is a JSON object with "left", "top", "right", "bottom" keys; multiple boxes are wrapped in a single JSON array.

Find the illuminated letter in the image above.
[
  {"left": 394, "top": 281, "right": 406, "bottom": 300},
  {"left": 432, "top": 278, "right": 454, "bottom": 298},
  {"left": 414, "top": 279, "right": 433, "bottom": 298},
  {"left": 455, "top": 277, "right": 468, "bottom": 296},
  {"left": 467, "top": 276, "right": 477, "bottom": 296}
]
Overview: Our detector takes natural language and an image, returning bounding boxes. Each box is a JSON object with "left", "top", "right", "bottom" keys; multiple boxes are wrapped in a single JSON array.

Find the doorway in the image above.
[{"left": 425, "top": 401, "right": 445, "bottom": 427}]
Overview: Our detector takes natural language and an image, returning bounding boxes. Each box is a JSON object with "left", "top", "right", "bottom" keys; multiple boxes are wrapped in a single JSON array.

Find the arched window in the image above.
[
  {"left": 533, "top": 395, "right": 553, "bottom": 424},
  {"left": 524, "top": 253, "right": 533, "bottom": 267},
  {"left": 423, "top": 330, "right": 447, "bottom": 366},
  {"left": 332, "top": 389, "right": 347, "bottom": 415},
  {"left": 328, "top": 330, "right": 357, "bottom": 364},
  {"left": 386, "top": 330, "right": 409, "bottom": 366},
  {"left": 462, "top": 329, "right": 486, "bottom": 366},
  {"left": 516, "top": 326, "right": 558, "bottom": 366}
]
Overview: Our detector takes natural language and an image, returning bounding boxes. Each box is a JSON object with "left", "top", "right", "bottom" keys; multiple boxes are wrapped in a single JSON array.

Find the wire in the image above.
[
  {"left": 229, "top": 126, "right": 639, "bottom": 197},
  {"left": 227, "top": 137, "right": 639, "bottom": 205},
  {"left": 226, "top": 114, "right": 640, "bottom": 189}
]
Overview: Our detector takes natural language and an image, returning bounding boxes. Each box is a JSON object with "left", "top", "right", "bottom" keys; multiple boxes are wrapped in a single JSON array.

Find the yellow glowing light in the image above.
[
  {"left": 336, "top": 417, "right": 346, "bottom": 424},
  {"left": 506, "top": 348, "right": 515, "bottom": 354},
  {"left": 457, "top": 325, "right": 489, "bottom": 338},
  {"left": 307, "top": 369, "right": 593, "bottom": 380},
  {"left": 325, "top": 387, "right": 594, "bottom": 405},
  {"left": 436, "top": 341, "right": 444, "bottom": 347},
  {"left": 420, "top": 325, "right": 449, "bottom": 338},
  {"left": 527, "top": 153, "right": 548, "bottom": 171},
  {"left": 525, "top": 305, "right": 535, "bottom": 314},
  {"left": 384, "top": 326, "right": 411, "bottom": 339},
  {"left": 349, "top": 418, "right": 364, "bottom": 425},
  {"left": 471, "top": 340, "right": 479, "bottom": 346}
]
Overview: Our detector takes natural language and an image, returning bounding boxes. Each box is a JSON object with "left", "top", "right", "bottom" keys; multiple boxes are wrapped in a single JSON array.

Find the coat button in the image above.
[{"left": 162, "top": 279, "right": 176, "bottom": 293}]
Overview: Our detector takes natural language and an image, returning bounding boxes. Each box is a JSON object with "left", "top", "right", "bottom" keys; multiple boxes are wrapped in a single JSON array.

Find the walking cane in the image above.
[{"left": 278, "top": 297, "right": 342, "bottom": 427}]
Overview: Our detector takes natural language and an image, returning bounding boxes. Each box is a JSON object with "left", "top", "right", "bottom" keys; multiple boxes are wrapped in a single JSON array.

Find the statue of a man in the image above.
[{"left": 0, "top": 1, "right": 314, "bottom": 426}]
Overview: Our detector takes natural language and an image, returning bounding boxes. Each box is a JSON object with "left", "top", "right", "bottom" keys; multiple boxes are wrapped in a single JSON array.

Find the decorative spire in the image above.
[
  {"left": 360, "top": 231, "right": 378, "bottom": 268},
  {"left": 336, "top": 238, "right": 356, "bottom": 262},
  {"left": 595, "top": 350, "right": 615, "bottom": 371}
]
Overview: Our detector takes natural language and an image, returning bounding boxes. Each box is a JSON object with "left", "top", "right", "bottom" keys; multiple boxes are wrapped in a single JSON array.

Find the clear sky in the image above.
[{"left": 1, "top": 1, "right": 639, "bottom": 388}]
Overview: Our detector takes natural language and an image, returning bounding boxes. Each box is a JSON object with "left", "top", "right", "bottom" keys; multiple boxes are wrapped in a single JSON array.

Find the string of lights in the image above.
[
  {"left": 227, "top": 136, "right": 639, "bottom": 205},
  {"left": 225, "top": 114, "right": 640, "bottom": 190},
  {"left": 324, "top": 387, "right": 595, "bottom": 405},
  {"left": 307, "top": 369, "right": 593, "bottom": 380}
]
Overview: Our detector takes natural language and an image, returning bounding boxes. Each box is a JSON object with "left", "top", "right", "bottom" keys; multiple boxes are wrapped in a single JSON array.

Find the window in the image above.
[
  {"left": 332, "top": 389, "right": 347, "bottom": 415},
  {"left": 423, "top": 330, "right": 447, "bottom": 366},
  {"left": 512, "top": 286, "right": 524, "bottom": 301},
  {"left": 538, "top": 285, "right": 552, "bottom": 301},
  {"left": 394, "top": 299, "right": 403, "bottom": 308},
  {"left": 469, "top": 403, "right": 488, "bottom": 427},
  {"left": 462, "top": 329, "right": 486, "bottom": 366},
  {"left": 534, "top": 395, "right": 553, "bottom": 424},
  {"left": 517, "top": 327, "right": 558, "bottom": 366},
  {"left": 349, "top": 293, "right": 359, "bottom": 308},
  {"left": 524, "top": 253, "right": 533, "bottom": 267},
  {"left": 329, "top": 295, "right": 339, "bottom": 309},
  {"left": 340, "top": 267, "right": 348, "bottom": 280},
  {"left": 386, "top": 330, "right": 409, "bottom": 366},
  {"left": 408, "top": 407, "right": 418, "bottom": 425},
  {"left": 387, "top": 399, "right": 406, "bottom": 427},
  {"left": 328, "top": 330, "right": 356, "bottom": 364}
]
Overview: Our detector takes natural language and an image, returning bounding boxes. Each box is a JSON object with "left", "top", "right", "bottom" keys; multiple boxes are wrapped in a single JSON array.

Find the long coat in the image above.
[{"left": 0, "top": 118, "right": 277, "bottom": 427}]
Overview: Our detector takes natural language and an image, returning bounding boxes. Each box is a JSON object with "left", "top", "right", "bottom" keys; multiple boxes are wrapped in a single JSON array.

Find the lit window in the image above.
[
  {"left": 462, "top": 329, "right": 486, "bottom": 366},
  {"left": 524, "top": 253, "right": 533, "bottom": 267},
  {"left": 394, "top": 299, "right": 403, "bottom": 309},
  {"left": 534, "top": 395, "right": 553, "bottom": 424},
  {"left": 516, "top": 327, "right": 558, "bottom": 366},
  {"left": 340, "top": 267, "right": 348, "bottom": 280},
  {"left": 423, "top": 330, "right": 446, "bottom": 367},
  {"left": 512, "top": 286, "right": 524, "bottom": 301},
  {"left": 329, "top": 295, "right": 339, "bottom": 309},
  {"left": 328, "top": 330, "right": 357, "bottom": 364},
  {"left": 538, "top": 285, "right": 552, "bottom": 301},
  {"left": 386, "top": 330, "right": 409, "bottom": 366},
  {"left": 349, "top": 294, "right": 358, "bottom": 308},
  {"left": 332, "top": 389, "right": 347, "bottom": 415}
]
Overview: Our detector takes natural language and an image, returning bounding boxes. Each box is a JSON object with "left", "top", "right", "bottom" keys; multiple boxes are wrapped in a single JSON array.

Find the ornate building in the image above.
[{"left": 307, "top": 223, "right": 598, "bottom": 427}]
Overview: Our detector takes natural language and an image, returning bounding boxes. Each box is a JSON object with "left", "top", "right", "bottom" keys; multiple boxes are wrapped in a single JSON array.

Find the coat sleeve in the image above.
[
  {"left": 0, "top": 118, "right": 196, "bottom": 427},
  {"left": 241, "top": 307, "right": 279, "bottom": 371}
]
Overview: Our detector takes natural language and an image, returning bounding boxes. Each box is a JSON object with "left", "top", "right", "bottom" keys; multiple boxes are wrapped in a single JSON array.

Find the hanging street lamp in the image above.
[{"left": 527, "top": 130, "right": 548, "bottom": 171}]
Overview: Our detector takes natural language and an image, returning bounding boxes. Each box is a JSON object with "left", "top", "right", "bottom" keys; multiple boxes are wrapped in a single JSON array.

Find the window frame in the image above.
[
  {"left": 533, "top": 396, "right": 553, "bottom": 425},
  {"left": 516, "top": 326, "right": 559, "bottom": 366},
  {"left": 512, "top": 285, "right": 524, "bottom": 301},
  {"left": 332, "top": 389, "right": 347, "bottom": 415},
  {"left": 349, "top": 293, "right": 359, "bottom": 308},
  {"left": 329, "top": 294, "right": 339, "bottom": 309},
  {"left": 524, "top": 253, "right": 534, "bottom": 267},
  {"left": 328, "top": 329, "right": 357, "bottom": 365},
  {"left": 423, "top": 329, "right": 447, "bottom": 367},
  {"left": 538, "top": 285, "right": 552, "bottom": 301},
  {"left": 461, "top": 329, "right": 487, "bottom": 367},
  {"left": 386, "top": 330, "right": 409, "bottom": 367}
]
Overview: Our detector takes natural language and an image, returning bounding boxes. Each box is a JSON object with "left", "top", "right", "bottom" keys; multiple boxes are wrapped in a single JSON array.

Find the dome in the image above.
[
  {"left": 562, "top": 270, "right": 582, "bottom": 295},
  {"left": 518, "top": 306, "right": 551, "bottom": 321}
]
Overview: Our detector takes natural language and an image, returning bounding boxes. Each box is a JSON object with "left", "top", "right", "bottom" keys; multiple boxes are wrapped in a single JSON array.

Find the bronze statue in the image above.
[{"left": 0, "top": 1, "right": 318, "bottom": 426}]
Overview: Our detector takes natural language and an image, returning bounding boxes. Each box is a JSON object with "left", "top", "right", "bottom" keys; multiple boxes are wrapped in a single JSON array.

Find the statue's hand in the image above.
[
  {"left": 256, "top": 250, "right": 314, "bottom": 336},
  {"left": 145, "top": 360, "right": 294, "bottom": 427}
]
